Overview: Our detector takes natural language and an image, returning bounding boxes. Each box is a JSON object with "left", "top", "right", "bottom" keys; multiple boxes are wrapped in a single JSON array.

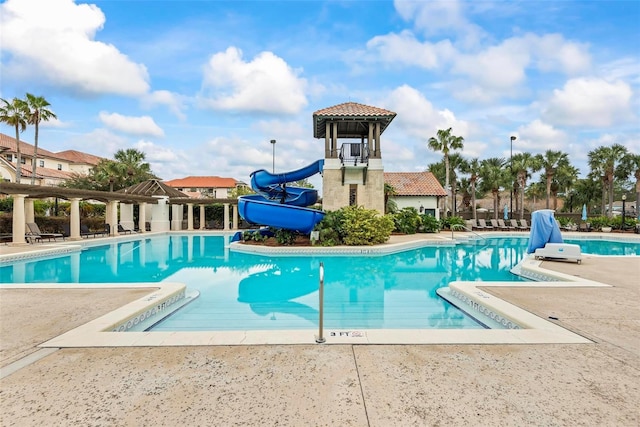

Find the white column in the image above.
[
  {"left": 69, "top": 197, "right": 81, "bottom": 240},
  {"left": 24, "top": 199, "right": 35, "bottom": 224},
  {"left": 199, "top": 205, "right": 205, "bottom": 230},
  {"left": 138, "top": 202, "right": 147, "bottom": 233},
  {"left": 120, "top": 203, "right": 134, "bottom": 230},
  {"left": 151, "top": 197, "right": 170, "bottom": 232},
  {"left": 187, "top": 203, "right": 194, "bottom": 231},
  {"left": 232, "top": 204, "right": 238, "bottom": 230},
  {"left": 171, "top": 204, "right": 183, "bottom": 230},
  {"left": 107, "top": 201, "right": 119, "bottom": 236},
  {"left": 10, "top": 194, "right": 27, "bottom": 246},
  {"left": 223, "top": 203, "right": 230, "bottom": 231}
]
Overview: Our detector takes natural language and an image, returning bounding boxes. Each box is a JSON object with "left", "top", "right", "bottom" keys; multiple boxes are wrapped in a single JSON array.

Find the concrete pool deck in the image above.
[{"left": 1, "top": 232, "right": 639, "bottom": 425}]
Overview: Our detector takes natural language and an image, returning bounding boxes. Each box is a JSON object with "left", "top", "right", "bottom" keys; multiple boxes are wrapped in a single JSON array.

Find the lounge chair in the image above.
[
  {"left": 490, "top": 219, "right": 500, "bottom": 229},
  {"left": 519, "top": 219, "right": 530, "bottom": 230},
  {"left": 118, "top": 224, "right": 136, "bottom": 234},
  {"left": 81, "top": 224, "right": 108, "bottom": 238},
  {"left": 578, "top": 222, "right": 591, "bottom": 232},
  {"left": 534, "top": 243, "right": 582, "bottom": 264},
  {"left": 26, "top": 222, "right": 64, "bottom": 242},
  {"left": 478, "top": 219, "right": 493, "bottom": 230},
  {"left": 511, "top": 219, "right": 526, "bottom": 230},
  {"left": 497, "top": 219, "right": 514, "bottom": 230}
]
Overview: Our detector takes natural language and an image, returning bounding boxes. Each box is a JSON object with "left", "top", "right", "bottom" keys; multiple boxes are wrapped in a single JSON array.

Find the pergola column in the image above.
[
  {"left": 10, "top": 194, "right": 27, "bottom": 246},
  {"left": 24, "top": 199, "right": 35, "bottom": 224},
  {"left": 332, "top": 122, "right": 338, "bottom": 157},
  {"left": 199, "top": 205, "right": 205, "bottom": 230},
  {"left": 232, "top": 204, "right": 238, "bottom": 230},
  {"left": 171, "top": 204, "right": 183, "bottom": 230},
  {"left": 69, "top": 198, "right": 82, "bottom": 240},
  {"left": 138, "top": 202, "right": 147, "bottom": 233},
  {"left": 107, "top": 200, "right": 119, "bottom": 236},
  {"left": 368, "top": 122, "right": 374, "bottom": 158},
  {"left": 120, "top": 203, "right": 134, "bottom": 230},
  {"left": 187, "top": 203, "right": 194, "bottom": 231},
  {"left": 223, "top": 203, "right": 230, "bottom": 231}
]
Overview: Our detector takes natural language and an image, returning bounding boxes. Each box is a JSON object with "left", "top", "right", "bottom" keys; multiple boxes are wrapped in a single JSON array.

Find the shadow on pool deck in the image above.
[{"left": 1, "top": 234, "right": 639, "bottom": 425}]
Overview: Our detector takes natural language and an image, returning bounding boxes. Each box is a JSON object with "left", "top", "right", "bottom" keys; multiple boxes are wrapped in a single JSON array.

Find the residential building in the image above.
[
  {"left": 384, "top": 171, "right": 447, "bottom": 219},
  {"left": 164, "top": 176, "right": 241, "bottom": 199},
  {"left": 0, "top": 132, "right": 103, "bottom": 186}
]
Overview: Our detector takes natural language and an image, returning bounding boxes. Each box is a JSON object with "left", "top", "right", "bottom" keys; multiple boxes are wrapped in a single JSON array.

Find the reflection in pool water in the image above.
[{"left": 3, "top": 235, "right": 637, "bottom": 331}]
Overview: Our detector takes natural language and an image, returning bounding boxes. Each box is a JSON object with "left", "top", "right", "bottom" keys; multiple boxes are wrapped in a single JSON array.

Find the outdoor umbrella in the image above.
[
  {"left": 582, "top": 204, "right": 587, "bottom": 221},
  {"left": 503, "top": 204, "right": 509, "bottom": 220}
]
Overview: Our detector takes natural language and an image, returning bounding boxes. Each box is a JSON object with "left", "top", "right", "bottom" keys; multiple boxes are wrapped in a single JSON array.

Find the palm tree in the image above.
[
  {"left": 479, "top": 157, "right": 508, "bottom": 220},
  {"left": 555, "top": 163, "right": 579, "bottom": 211},
  {"left": 448, "top": 153, "right": 467, "bottom": 215},
  {"left": 620, "top": 153, "right": 640, "bottom": 217},
  {"left": 511, "top": 153, "right": 541, "bottom": 219},
  {"left": 535, "top": 150, "right": 569, "bottom": 209},
  {"left": 25, "top": 94, "right": 57, "bottom": 185},
  {"left": 0, "top": 97, "right": 29, "bottom": 183},
  {"left": 461, "top": 157, "right": 482, "bottom": 220},
  {"left": 427, "top": 127, "right": 464, "bottom": 216},
  {"left": 525, "top": 182, "right": 546, "bottom": 212},
  {"left": 588, "top": 144, "right": 629, "bottom": 217}
]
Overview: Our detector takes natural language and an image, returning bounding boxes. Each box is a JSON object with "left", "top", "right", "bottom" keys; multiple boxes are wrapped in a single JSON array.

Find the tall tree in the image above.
[
  {"left": 461, "top": 157, "right": 482, "bottom": 220},
  {"left": 511, "top": 152, "right": 541, "bottom": 219},
  {"left": 588, "top": 144, "right": 629, "bottom": 217},
  {"left": 0, "top": 97, "right": 29, "bottom": 183},
  {"left": 25, "top": 93, "right": 57, "bottom": 185},
  {"left": 63, "top": 148, "right": 156, "bottom": 191},
  {"left": 620, "top": 153, "right": 640, "bottom": 218},
  {"left": 448, "top": 153, "right": 467, "bottom": 215},
  {"left": 479, "top": 157, "right": 508, "bottom": 220},
  {"left": 535, "top": 150, "right": 569, "bottom": 209},
  {"left": 427, "top": 127, "right": 464, "bottom": 216},
  {"left": 555, "top": 163, "right": 579, "bottom": 211}
]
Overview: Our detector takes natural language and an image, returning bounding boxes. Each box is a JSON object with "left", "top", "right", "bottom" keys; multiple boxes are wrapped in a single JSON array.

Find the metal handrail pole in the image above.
[{"left": 316, "top": 262, "right": 326, "bottom": 343}]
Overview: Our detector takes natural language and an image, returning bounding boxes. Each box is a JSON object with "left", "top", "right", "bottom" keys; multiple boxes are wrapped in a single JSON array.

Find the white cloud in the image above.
[
  {"left": 65, "top": 129, "right": 128, "bottom": 158},
  {"left": 0, "top": 0, "right": 150, "bottom": 96},
  {"left": 516, "top": 119, "right": 568, "bottom": 152},
  {"left": 366, "top": 31, "right": 455, "bottom": 69},
  {"left": 542, "top": 78, "right": 634, "bottom": 127},
  {"left": 200, "top": 47, "right": 308, "bottom": 114},
  {"left": 99, "top": 112, "right": 164, "bottom": 137},
  {"left": 141, "top": 90, "right": 187, "bottom": 120},
  {"left": 384, "top": 85, "right": 469, "bottom": 139},
  {"left": 393, "top": 0, "right": 486, "bottom": 47}
]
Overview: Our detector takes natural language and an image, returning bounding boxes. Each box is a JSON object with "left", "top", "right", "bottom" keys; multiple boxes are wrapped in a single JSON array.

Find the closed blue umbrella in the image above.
[
  {"left": 503, "top": 204, "right": 509, "bottom": 220},
  {"left": 581, "top": 204, "right": 587, "bottom": 221}
]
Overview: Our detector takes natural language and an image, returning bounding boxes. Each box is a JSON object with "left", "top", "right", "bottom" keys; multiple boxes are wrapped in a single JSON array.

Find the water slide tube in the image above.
[{"left": 238, "top": 159, "right": 325, "bottom": 234}]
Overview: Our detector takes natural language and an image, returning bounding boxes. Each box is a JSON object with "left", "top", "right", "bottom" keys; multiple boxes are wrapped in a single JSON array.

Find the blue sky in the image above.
[{"left": 1, "top": 0, "right": 638, "bottom": 191}]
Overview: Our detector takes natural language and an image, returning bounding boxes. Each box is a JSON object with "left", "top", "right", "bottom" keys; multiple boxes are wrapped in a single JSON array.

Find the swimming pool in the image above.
[{"left": 1, "top": 234, "right": 638, "bottom": 332}]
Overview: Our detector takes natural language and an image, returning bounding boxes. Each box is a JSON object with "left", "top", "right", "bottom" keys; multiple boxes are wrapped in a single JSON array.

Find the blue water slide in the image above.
[{"left": 238, "top": 159, "right": 325, "bottom": 234}]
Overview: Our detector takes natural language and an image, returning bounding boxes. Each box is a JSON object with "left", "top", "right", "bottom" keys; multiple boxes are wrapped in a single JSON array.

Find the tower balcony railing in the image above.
[{"left": 339, "top": 143, "right": 369, "bottom": 168}]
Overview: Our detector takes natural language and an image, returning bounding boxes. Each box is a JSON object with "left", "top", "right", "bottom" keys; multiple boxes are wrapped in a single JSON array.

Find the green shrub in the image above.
[
  {"left": 440, "top": 215, "right": 465, "bottom": 230},
  {"left": 341, "top": 205, "right": 394, "bottom": 246},
  {"left": 587, "top": 216, "right": 611, "bottom": 231},
  {"left": 274, "top": 228, "right": 297, "bottom": 245},
  {"left": 610, "top": 215, "right": 638, "bottom": 230},
  {"left": 242, "top": 230, "right": 266, "bottom": 242},
  {"left": 314, "top": 209, "right": 346, "bottom": 246},
  {"left": 419, "top": 214, "right": 440, "bottom": 233},
  {"left": 393, "top": 207, "right": 421, "bottom": 234}
]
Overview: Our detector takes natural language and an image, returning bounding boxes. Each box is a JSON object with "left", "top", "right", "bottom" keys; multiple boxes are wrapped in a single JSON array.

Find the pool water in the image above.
[{"left": 2, "top": 235, "right": 637, "bottom": 331}]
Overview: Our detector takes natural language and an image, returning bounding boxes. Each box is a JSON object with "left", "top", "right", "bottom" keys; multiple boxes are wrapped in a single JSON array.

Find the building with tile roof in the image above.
[
  {"left": 384, "top": 171, "right": 447, "bottom": 219},
  {"left": 0, "top": 132, "right": 103, "bottom": 186},
  {"left": 164, "top": 176, "right": 241, "bottom": 199},
  {"left": 314, "top": 102, "right": 397, "bottom": 213}
]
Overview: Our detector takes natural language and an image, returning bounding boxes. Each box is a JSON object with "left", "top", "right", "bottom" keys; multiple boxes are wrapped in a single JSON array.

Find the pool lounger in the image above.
[{"left": 534, "top": 243, "right": 582, "bottom": 264}]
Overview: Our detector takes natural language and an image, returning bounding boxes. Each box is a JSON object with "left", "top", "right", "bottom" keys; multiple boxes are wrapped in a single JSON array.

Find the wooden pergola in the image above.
[{"left": 0, "top": 182, "right": 241, "bottom": 245}]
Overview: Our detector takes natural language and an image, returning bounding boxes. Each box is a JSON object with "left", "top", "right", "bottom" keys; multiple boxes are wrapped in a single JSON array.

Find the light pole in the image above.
[
  {"left": 270, "top": 139, "right": 276, "bottom": 173},
  {"left": 510, "top": 135, "right": 516, "bottom": 219},
  {"left": 622, "top": 194, "right": 626, "bottom": 231}
]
